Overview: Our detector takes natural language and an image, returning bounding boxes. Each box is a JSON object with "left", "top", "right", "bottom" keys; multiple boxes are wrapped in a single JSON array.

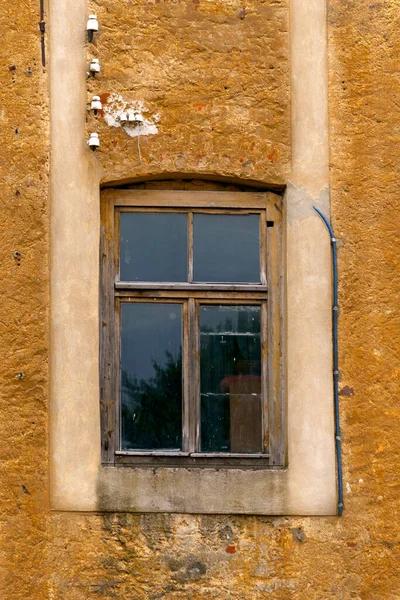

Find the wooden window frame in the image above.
[{"left": 100, "top": 189, "right": 284, "bottom": 469}]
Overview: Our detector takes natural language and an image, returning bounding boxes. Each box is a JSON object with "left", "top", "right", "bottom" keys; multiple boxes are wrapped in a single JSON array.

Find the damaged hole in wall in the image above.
[{"left": 102, "top": 93, "right": 160, "bottom": 138}]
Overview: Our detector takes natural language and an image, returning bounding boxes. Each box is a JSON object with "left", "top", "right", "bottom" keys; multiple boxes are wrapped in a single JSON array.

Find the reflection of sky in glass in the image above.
[
  {"left": 200, "top": 305, "right": 261, "bottom": 334},
  {"left": 193, "top": 214, "right": 260, "bottom": 282},
  {"left": 120, "top": 213, "right": 188, "bottom": 282},
  {"left": 121, "top": 303, "right": 182, "bottom": 381}
]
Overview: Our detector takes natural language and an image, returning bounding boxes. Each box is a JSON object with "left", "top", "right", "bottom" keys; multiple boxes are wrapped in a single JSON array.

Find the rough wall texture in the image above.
[
  {"left": 0, "top": 1, "right": 50, "bottom": 598},
  {"left": 0, "top": 1, "right": 399, "bottom": 600},
  {"left": 87, "top": 0, "right": 290, "bottom": 185}
]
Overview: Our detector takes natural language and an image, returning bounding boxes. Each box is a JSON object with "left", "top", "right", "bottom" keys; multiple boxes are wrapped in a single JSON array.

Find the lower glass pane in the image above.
[
  {"left": 201, "top": 394, "right": 230, "bottom": 452},
  {"left": 120, "top": 303, "right": 183, "bottom": 450},
  {"left": 200, "top": 305, "right": 263, "bottom": 453}
]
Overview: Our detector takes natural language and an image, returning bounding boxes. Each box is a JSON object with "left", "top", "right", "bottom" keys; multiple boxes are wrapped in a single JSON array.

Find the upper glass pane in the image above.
[
  {"left": 120, "top": 302, "right": 183, "bottom": 450},
  {"left": 200, "top": 304, "right": 261, "bottom": 334},
  {"left": 193, "top": 214, "right": 260, "bottom": 283},
  {"left": 120, "top": 213, "right": 188, "bottom": 282}
]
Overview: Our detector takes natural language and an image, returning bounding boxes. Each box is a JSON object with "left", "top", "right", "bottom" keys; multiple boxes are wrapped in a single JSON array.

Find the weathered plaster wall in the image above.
[
  {"left": 0, "top": 1, "right": 399, "bottom": 600},
  {"left": 88, "top": 0, "right": 290, "bottom": 185},
  {"left": 0, "top": 1, "right": 50, "bottom": 598}
]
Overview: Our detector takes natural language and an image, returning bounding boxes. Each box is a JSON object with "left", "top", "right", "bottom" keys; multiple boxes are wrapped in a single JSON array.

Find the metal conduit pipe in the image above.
[
  {"left": 313, "top": 206, "right": 344, "bottom": 516},
  {"left": 39, "top": 0, "right": 46, "bottom": 67}
]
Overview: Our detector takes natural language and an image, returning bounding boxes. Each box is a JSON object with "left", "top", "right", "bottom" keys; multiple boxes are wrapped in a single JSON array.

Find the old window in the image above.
[{"left": 100, "top": 189, "right": 284, "bottom": 468}]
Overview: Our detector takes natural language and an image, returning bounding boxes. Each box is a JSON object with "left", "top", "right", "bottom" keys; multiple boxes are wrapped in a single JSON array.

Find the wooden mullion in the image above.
[
  {"left": 188, "top": 212, "right": 193, "bottom": 283},
  {"left": 182, "top": 301, "right": 190, "bottom": 452},
  {"left": 267, "top": 205, "right": 284, "bottom": 466},
  {"left": 266, "top": 194, "right": 282, "bottom": 222},
  {"left": 115, "top": 296, "right": 185, "bottom": 304},
  {"left": 115, "top": 290, "right": 267, "bottom": 301},
  {"left": 115, "top": 283, "right": 267, "bottom": 292},
  {"left": 100, "top": 191, "right": 117, "bottom": 464},
  {"left": 115, "top": 451, "right": 270, "bottom": 458},
  {"left": 108, "top": 189, "right": 280, "bottom": 209},
  {"left": 114, "top": 210, "right": 121, "bottom": 455},
  {"left": 115, "top": 208, "right": 121, "bottom": 282},
  {"left": 114, "top": 299, "right": 121, "bottom": 454},
  {"left": 260, "top": 210, "right": 267, "bottom": 285},
  {"left": 188, "top": 298, "right": 197, "bottom": 453},
  {"left": 119, "top": 207, "right": 261, "bottom": 215},
  {"left": 261, "top": 302, "right": 269, "bottom": 454},
  {"left": 195, "top": 298, "right": 262, "bottom": 306}
]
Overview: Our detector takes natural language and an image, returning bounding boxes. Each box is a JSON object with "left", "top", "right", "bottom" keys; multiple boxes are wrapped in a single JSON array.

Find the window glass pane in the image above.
[
  {"left": 200, "top": 305, "right": 262, "bottom": 453},
  {"left": 193, "top": 214, "right": 260, "bottom": 283},
  {"left": 120, "top": 213, "right": 188, "bottom": 282},
  {"left": 121, "top": 303, "right": 182, "bottom": 450}
]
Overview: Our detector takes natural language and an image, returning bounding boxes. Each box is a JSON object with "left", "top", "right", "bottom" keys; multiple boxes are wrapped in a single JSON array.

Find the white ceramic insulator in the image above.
[
  {"left": 89, "top": 59, "right": 101, "bottom": 73},
  {"left": 87, "top": 15, "right": 99, "bottom": 32},
  {"left": 88, "top": 132, "right": 100, "bottom": 148},
  {"left": 90, "top": 96, "right": 103, "bottom": 111}
]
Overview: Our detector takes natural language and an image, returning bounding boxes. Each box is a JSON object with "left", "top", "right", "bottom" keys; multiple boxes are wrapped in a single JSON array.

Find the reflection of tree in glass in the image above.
[{"left": 121, "top": 350, "right": 182, "bottom": 450}]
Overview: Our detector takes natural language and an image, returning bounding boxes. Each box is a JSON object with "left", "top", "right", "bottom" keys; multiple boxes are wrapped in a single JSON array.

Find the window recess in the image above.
[{"left": 100, "top": 189, "right": 284, "bottom": 469}]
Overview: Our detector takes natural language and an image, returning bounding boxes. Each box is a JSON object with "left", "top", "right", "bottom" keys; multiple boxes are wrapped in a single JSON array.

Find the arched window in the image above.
[{"left": 100, "top": 179, "right": 284, "bottom": 468}]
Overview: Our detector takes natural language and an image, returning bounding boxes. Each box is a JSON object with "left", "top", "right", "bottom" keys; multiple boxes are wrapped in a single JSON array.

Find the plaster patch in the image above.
[
  {"left": 103, "top": 93, "right": 159, "bottom": 138},
  {"left": 286, "top": 182, "right": 330, "bottom": 223}
]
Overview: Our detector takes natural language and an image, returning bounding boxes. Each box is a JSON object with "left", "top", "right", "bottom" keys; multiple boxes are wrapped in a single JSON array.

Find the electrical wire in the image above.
[{"left": 313, "top": 206, "right": 344, "bottom": 516}]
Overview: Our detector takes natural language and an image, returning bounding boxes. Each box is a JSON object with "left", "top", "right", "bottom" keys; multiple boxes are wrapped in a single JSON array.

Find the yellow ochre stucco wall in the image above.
[{"left": 0, "top": 0, "right": 399, "bottom": 598}]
